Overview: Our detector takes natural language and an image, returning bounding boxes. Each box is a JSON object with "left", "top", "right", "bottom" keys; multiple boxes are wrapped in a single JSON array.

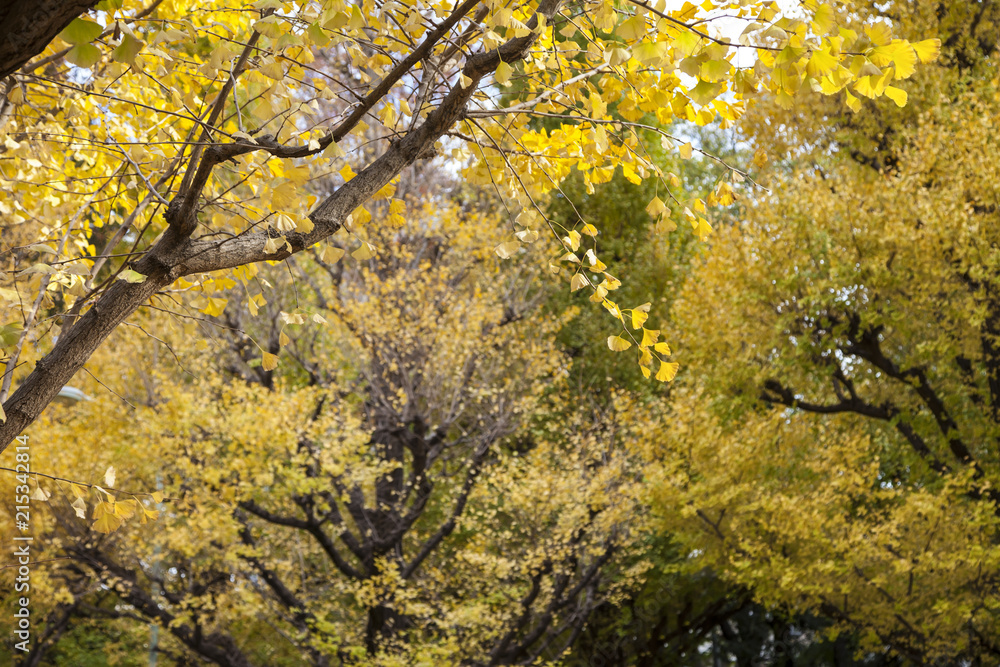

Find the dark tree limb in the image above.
[
  {"left": 0, "top": 0, "right": 565, "bottom": 451},
  {"left": 841, "top": 321, "right": 973, "bottom": 463},
  {"left": 761, "top": 378, "right": 950, "bottom": 474},
  {"left": 70, "top": 547, "right": 255, "bottom": 667},
  {"left": 239, "top": 499, "right": 366, "bottom": 581},
  {"left": 0, "top": 0, "right": 98, "bottom": 80}
]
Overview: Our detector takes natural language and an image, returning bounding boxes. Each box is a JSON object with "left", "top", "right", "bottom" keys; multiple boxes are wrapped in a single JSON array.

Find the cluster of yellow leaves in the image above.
[
  {"left": 0, "top": 198, "right": 649, "bottom": 662},
  {"left": 0, "top": 0, "right": 939, "bottom": 397},
  {"left": 651, "top": 58, "right": 1000, "bottom": 657},
  {"left": 468, "top": 0, "right": 938, "bottom": 378},
  {"left": 642, "top": 391, "right": 1000, "bottom": 659}
]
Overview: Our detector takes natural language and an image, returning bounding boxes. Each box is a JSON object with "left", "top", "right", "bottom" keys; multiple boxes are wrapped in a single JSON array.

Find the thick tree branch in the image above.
[
  {"left": 240, "top": 499, "right": 366, "bottom": 579},
  {"left": 17, "top": 0, "right": 166, "bottom": 76},
  {"left": 761, "top": 378, "right": 951, "bottom": 474},
  {"left": 400, "top": 441, "right": 489, "bottom": 579},
  {"left": 842, "top": 322, "right": 973, "bottom": 464},
  {"left": 0, "top": 0, "right": 564, "bottom": 451},
  {"left": 0, "top": 0, "right": 98, "bottom": 80},
  {"left": 70, "top": 547, "right": 255, "bottom": 667}
]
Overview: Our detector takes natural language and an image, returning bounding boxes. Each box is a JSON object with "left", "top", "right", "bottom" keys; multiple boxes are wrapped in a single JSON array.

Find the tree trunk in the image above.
[{"left": 0, "top": 1, "right": 98, "bottom": 79}]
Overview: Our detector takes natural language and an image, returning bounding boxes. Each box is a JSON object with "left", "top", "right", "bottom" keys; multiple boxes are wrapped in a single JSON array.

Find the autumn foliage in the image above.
[{"left": 5, "top": 0, "right": 1000, "bottom": 664}]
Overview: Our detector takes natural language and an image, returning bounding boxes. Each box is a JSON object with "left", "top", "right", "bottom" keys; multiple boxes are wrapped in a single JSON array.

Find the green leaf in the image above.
[
  {"left": 307, "top": 22, "right": 330, "bottom": 46},
  {"left": 0, "top": 323, "right": 23, "bottom": 348},
  {"left": 117, "top": 269, "right": 147, "bottom": 283},
  {"left": 112, "top": 33, "right": 144, "bottom": 65},
  {"left": 67, "top": 43, "right": 102, "bottom": 68},
  {"left": 19, "top": 263, "right": 56, "bottom": 276},
  {"left": 60, "top": 18, "right": 104, "bottom": 45},
  {"left": 633, "top": 41, "right": 667, "bottom": 65},
  {"left": 699, "top": 59, "right": 730, "bottom": 82},
  {"left": 688, "top": 79, "right": 724, "bottom": 106},
  {"left": 775, "top": 45, "right": 806, "bottom": 66}
]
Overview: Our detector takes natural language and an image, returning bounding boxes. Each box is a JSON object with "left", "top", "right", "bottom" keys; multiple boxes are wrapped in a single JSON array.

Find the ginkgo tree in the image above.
[
  {"left": 1, "top": 188, "right": 653, "bottom": 665},
  {"left": 647, "top": 0, "right": 1000, "bottom": 661},
  {"left": 0, "top": 0, "right": 939, "bottom": 449}
]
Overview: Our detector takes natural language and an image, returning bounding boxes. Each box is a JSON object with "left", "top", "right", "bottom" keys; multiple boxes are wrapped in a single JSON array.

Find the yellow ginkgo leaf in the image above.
[
  {"left": 607, "top": 335, "right": 632, "bottom": 352},
  {"left": 321, "top": 245, "right": 345, "bottom": 264},
  {"left": 495, "top": 61, "right": 514, "bottom": 85},
  {"left": 811, "top": 3, "right": 835, "bottom": 34},
  {"left": 494, "top": 240, "right": 521, "bottom": 259},
  {"left": 912, "top": 38, "right": 941, "bottom": 63},
  {"left": 641, "top": 328, "right": 660, "bottom": 347},
  {"left": 263, "top": 235, "right": 282, "bottom": 254},
  {"left": 865, "top": 21, "right": 892, "bottom": 47},
  {"left": 646, "top": 196, "right": 667, "bottom": 217},
  {"left": 806, "top": 48, "right": 838, "bottom": 78},
  {"left": 616, "top": 15, "right": 645, "bottom": 41},
  {"left": 71, "top": 496, "right": 87, "bottom": 519},
  {"left": 353, "top": 242, "right": 375, "bottom": 260},
  {"left": 348, "top": 4, "right": 366, "bottom": 30},
  {"left": 884, "top": 86, "right": 907, "bottom": 107},
  {"left": 693, "top": 217, "right": 713, "bottom": 242},
  {"left": 114, "top": 499, "right": 138, "bottom": 519},
  {"left": 655, "top": 360, "right": 679, "bottom": 382},
  {"left": 602, "top": 299, "right": 622, "bottom": 320},
  {"left": 261, "top": 352, "right": 279, "bottom": 371},
  {"left": 92, "top": 502, "right": 123, "bottom": 534}
]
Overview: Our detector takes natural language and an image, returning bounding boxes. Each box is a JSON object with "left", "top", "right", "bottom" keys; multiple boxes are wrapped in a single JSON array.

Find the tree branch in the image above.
[{"left": 0, "top": 0, "right": 564, "bottom": 451}]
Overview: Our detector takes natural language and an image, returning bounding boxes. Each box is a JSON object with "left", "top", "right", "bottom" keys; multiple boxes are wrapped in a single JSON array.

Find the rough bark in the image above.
[{"left": 0, "top": 0, "right": 98, "bottom": 80}]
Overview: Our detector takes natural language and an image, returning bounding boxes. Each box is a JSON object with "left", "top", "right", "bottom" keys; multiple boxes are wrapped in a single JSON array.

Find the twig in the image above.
[
  {"left": 0, "top": 466, "right": 169, "bottom": 499},
  {"left": 0, "top": 171, "right": 119, "bottom": 402}
]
